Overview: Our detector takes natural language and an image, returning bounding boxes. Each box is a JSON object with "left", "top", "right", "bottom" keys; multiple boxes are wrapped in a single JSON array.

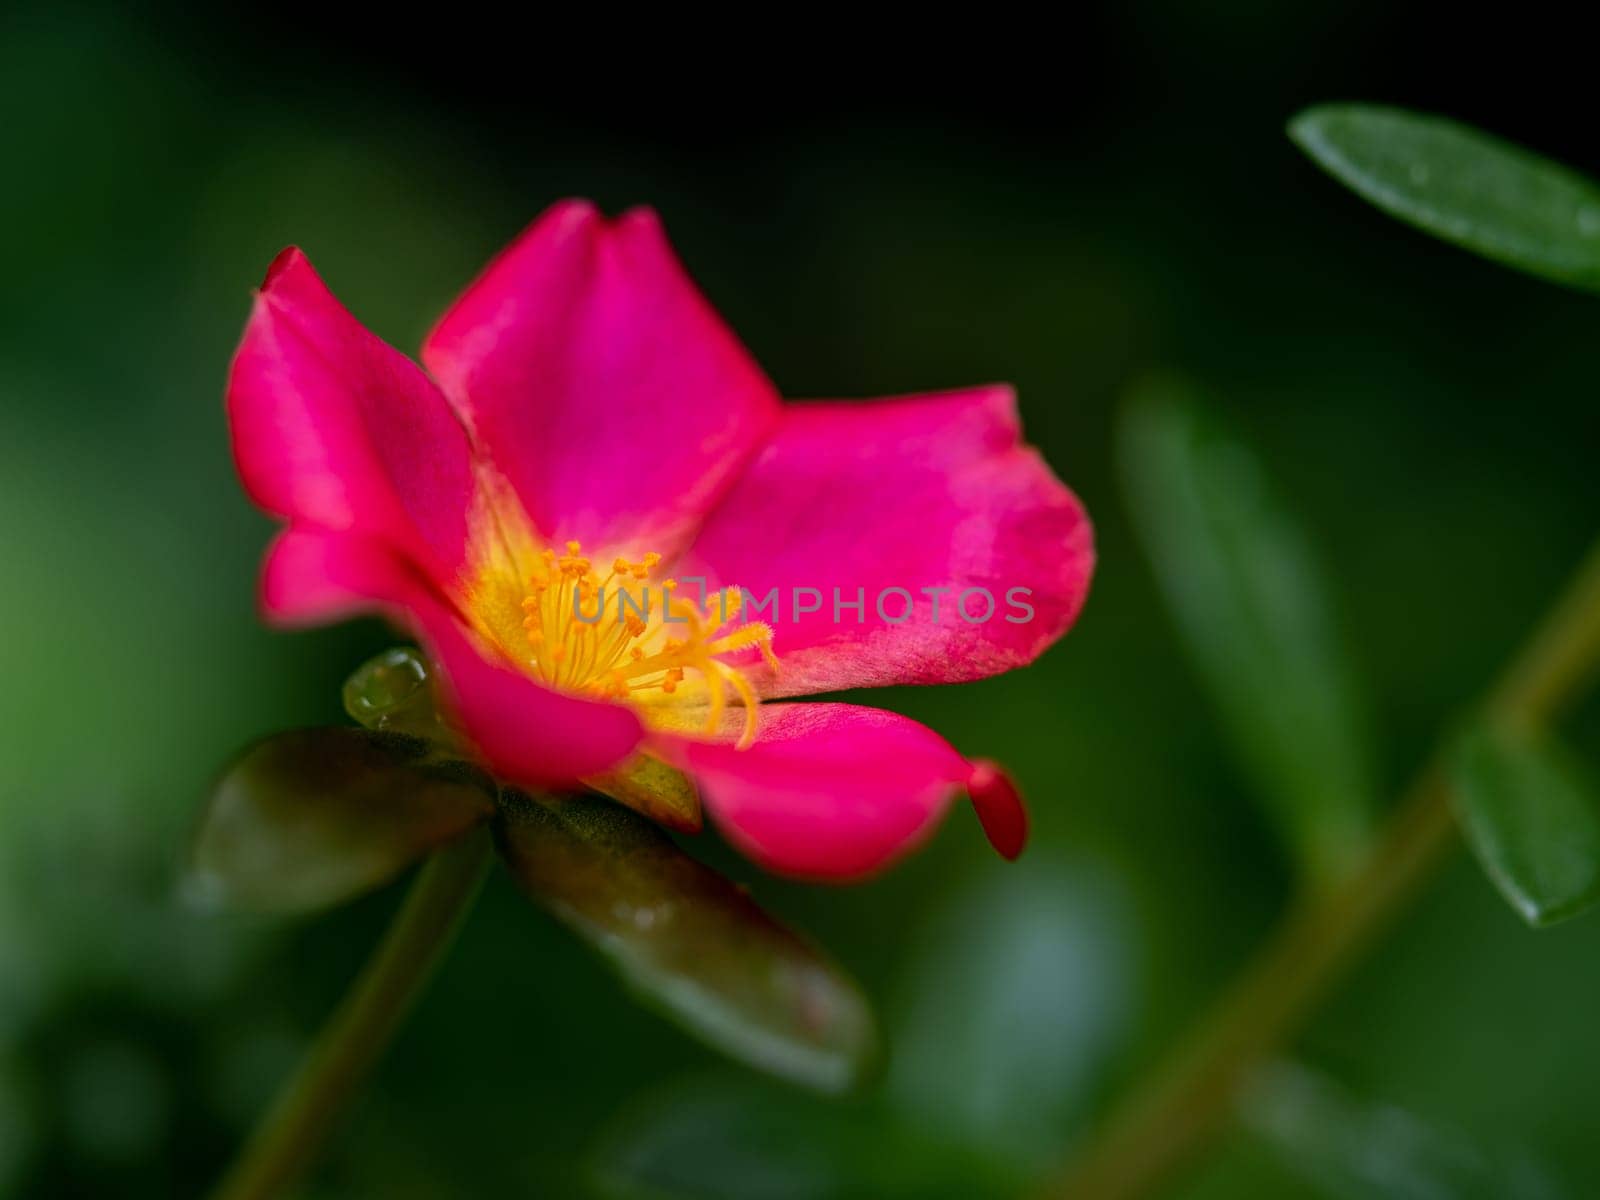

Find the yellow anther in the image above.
[
  {"left": 709, "top": 622, "right": 775, "bottom": 656},
  {"left": 512, "top": 542, "right": 775, "bottom": 747},
  {"left": 715, "top": 588, "right": 744, "bottom": 624}
]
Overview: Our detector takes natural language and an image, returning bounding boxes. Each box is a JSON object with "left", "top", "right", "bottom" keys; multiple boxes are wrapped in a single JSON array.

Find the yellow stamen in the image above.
[{"left": 504, "top": 540, "right": 775, "bottom": 743}]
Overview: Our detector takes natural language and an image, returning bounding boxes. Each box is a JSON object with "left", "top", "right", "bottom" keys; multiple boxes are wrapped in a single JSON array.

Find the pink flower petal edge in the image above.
[
  {"left": 422, "top": 200, "right": 781, "bottom": 559},
  {"left": 229, "top": 248, "right": 478, "bottom": 583},
  {"left": 678, "top": 385, "right": 1093, "bottom": 695},
  {"left": 653, "top": 703, "right": 1028, "bottom": 880},
  {"left": 967, "top": 759, "right": 1029, "bottom": 861}
]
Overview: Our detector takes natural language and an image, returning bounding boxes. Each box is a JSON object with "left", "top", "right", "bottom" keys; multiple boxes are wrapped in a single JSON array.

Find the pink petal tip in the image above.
[{"left": 968, "top": 760, "right": 1028, "bottom": 861}]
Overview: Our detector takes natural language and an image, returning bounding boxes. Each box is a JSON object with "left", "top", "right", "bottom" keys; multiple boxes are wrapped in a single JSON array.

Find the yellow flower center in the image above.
[{"left": 508, "top": 540, "right": 777, "bottom": 748}]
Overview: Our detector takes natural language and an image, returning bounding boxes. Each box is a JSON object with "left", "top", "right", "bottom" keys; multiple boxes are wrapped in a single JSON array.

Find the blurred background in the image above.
[{"left": 5, "top": 3, "right": 1600, "bottom": 1196}]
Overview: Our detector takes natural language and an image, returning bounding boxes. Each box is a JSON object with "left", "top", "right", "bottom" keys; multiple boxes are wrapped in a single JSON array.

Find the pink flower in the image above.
[{"left": 228, "top": 201, "right": 1093, "bottom": 881}]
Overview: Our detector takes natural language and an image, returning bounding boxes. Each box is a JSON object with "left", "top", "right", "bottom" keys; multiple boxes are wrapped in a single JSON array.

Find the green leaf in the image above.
[
  {"left": 887, "top": 857, "right": 1134, "bottom": 1170},
  {"left": 189, "top": 728, "right": 496, "bottom": 914},
  {"left": 594, "top": 861, "right": 1132, "bottom": 1195},
  {"left": 586, "top": 752, "right": 703, "bottom": 832},
  {"left": 1240, "top": 1061, "right": 1566, "bottom": 1199},
  {"left": 1450, "top": 724, "right": 1600, "bottom": 928},
  {"left": 1290, "top": 104, "right": 1600, "bottom": 292},
  {"left": 593, "top": 1076, "right": 1006, "bottom": 1200},
  {"left": 1120, "top": 377, "right": 1376, "bottom": 884},
  {"left": 494, "top": 791, "right": 876, "bottom": 1093}
]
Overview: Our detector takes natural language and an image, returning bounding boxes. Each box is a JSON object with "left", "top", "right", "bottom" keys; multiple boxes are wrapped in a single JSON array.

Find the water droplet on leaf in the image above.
[{"left": 342, "top": 646, "right": 446, "bottom": 739}]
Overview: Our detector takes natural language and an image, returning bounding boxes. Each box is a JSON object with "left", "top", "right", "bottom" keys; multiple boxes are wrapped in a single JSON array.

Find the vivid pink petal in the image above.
[
  {"left": 967, "top": 760, "right": 1028, "bottom": 861},
  {"left": 229, "top": 248, "right": 478, "bottom": 586},
  {"left": 424, "top": 608, "right": 643, "bottom": 788},
  {"left": 678, "top": 386, "right": 1093, "bottom": 695},
  {"left": 261, "top": 528, "right": 642, "bottom": 785},
  {"left": 260, "top": 524, "right": 435, "bottom": 627},
  {"left": 655, "top": 703, "right": 979, "bottom": 881},
  {"left": 422, "top": 201, "right": 781, "bottom": 557}
]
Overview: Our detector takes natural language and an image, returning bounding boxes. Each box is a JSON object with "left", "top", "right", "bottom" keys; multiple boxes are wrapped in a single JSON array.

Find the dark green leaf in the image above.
[
  {"left": 495, "top": 791, "right": 876, "bottom": 1093},
  {"left": 1240, "top": 1061, "right": 1566, "bottom": 1199},
  {"left": 1120, "top": 378, "right": 1376, "bottom": 884},
  {"left": 887, "top": 857, "right": 1134, "bottom": 1169},
  {"left": 189, "top": 728, "right": 496, "bottom": 914},
  {"left": 1290, "top": 104, "right": 1600, "bottom": 292},
  {"left": 594, "top": 1076, "right": 1007, "bottom": 1200},
  {"left": 1450, "top": 724, "right": 1600, "bottom": 928}
]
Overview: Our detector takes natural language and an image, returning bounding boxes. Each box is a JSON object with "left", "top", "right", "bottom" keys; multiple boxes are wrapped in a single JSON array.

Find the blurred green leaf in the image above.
[
  {"left": 1290, "top": 104, "right": 1600, "bottom": 292},
  {"left": 1120, "top": 378, "right": 1376, "bottom": 884},
  {"left": 594, "top": 1076, "right": 1003, "bottom": 1200},
  {"left": 188, "top": 728, "right": 496, "bottom": 915},
  {"left": 887, "top": 858, "right": 1134, "bottom": 1169},
  {"left": 595, "top": 858, "right": 1135, "bottom": 1197},
  {"left": 1449, "top": 724, "right": 1600, "bottom": 928},
  {"left": 494, "top": 791, "right": 877, "bottom": 1093},
  {"left": 1240, "top": 1061, "right": 1566, "bottom": 1199}
]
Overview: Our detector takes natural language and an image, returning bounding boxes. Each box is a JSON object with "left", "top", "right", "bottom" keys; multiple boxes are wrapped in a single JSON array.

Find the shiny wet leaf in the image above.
[
  {"left": 1451, "top": 724, "right": 1600, "bottom": 928},
  {"left": 189, "top": 727, "right": 496, "bottom": 915},
  {"left": 495, "top": 790, "right": 876, "bottom": 1093},
  {"left": 1291, "top": 104, "right": 1600, "bottom": 293}
]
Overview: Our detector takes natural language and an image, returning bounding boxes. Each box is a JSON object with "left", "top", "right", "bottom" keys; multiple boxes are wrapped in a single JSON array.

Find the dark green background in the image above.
[{"left": 5, "top": 5, "right": 1600, "bottom": 1196}]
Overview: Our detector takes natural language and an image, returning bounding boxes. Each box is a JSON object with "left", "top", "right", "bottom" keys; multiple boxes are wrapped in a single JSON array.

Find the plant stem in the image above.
[
  {"left": 209, "top": 829, "right": 494, "bottom": 1200},
  {"left": 1045, "top": 537, "right": 1600, "bottom": 1200}
]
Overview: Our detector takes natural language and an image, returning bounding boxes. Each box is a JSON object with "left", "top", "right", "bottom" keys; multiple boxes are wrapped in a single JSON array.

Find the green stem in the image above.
[
  {"left": 209, "top": 829, "right": 494, "bottom": 1200},
  {"left": 1045, "top": 537, "right": 1600, "bottom": 1200}
]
